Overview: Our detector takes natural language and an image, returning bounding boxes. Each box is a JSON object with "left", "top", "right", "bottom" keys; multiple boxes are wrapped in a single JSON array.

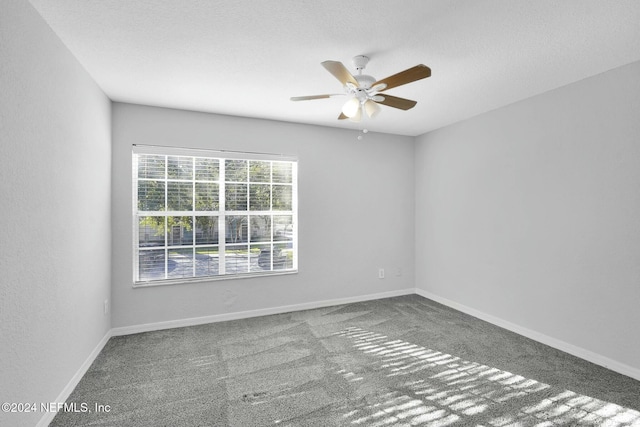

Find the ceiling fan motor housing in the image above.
[{"left": 355, "top": 74, "right": 376, "bottom": 89}]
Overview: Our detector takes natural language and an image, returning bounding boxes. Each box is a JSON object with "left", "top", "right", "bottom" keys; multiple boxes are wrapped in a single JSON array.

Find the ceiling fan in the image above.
[{"left": 291, "top": 55, "right": 431, "bottom": 122}]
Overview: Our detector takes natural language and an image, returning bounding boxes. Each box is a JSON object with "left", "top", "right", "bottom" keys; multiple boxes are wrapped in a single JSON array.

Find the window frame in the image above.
[{"left": 132, "top": 145, "right": 298, "bottom": 287}]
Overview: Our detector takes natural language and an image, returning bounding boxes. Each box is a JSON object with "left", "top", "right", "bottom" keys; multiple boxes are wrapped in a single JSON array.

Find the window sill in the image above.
[{"left": 132, "top": 269, "right": 298, "bottom": 288}]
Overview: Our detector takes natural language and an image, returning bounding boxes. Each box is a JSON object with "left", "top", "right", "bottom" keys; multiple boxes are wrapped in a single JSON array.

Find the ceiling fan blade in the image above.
[
  {"left": 322, "top": 60, "right": 359, "bottom": 86},
  {"left": 290, "top": 94, "right": 342, "bottom": 101},
  {"left": 338, "top": 112, "right": 348, "bottom": 120},
  {"left": 373, "top": 64, "right": 431, "bottom": 92},
  {"left": 375, "top": 94, "right": 417, "bottom": 110}
]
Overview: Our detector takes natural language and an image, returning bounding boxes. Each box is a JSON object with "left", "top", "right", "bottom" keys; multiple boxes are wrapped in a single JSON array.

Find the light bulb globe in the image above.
[{"left": 342, "top": 97, "right": 360, "bottom": 118}]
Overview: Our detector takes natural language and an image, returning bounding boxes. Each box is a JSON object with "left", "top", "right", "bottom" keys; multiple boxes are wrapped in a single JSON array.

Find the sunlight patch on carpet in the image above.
[{"left": 334, "top": 327, "right": 640, "bottom": 426}]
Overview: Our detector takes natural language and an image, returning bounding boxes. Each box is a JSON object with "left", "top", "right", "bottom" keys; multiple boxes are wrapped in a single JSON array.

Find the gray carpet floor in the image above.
[{"left": 51, "top": 295, "right": 640, "bottom": 426}]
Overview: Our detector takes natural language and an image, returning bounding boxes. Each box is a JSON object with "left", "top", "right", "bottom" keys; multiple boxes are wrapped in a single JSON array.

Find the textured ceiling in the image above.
[{"left": 29, "top": 0, "right": 640, "bottom": 136}]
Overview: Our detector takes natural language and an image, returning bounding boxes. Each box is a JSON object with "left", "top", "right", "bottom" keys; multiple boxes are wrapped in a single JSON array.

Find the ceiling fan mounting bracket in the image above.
[
  {"left": 352, "top": 55, "right": 369, "bottom": 72},
  {"left": 351, "top": 55, "right": 375, "bottom": 89}
]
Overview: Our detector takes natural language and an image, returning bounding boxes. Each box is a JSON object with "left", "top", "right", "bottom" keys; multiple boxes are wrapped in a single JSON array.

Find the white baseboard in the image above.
[
  {"left": 111, "top": 288, "right": 416, "bottom": 336},
  {"left": 415, "top": 288, "right": 640, "bottom": 382},
  {"left": 36, "top": 329, "right": 112, "bottom": 427}
]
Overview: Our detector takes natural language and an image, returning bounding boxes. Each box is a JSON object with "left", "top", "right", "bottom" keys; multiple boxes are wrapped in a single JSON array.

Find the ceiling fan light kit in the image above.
[
  {"left": 342, "top": 96, "right": 361, "bottom": 118},
  {"left": 364, "top": 99, "right": 380, "bottom": 118},
  {"left": 291, "top": 55, "right": 431, "bottom": 123}
]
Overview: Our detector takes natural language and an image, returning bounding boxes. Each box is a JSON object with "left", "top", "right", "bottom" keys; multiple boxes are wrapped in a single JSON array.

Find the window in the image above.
[{"left": 132, "top": 145, "right": 297, "bottom": 285}]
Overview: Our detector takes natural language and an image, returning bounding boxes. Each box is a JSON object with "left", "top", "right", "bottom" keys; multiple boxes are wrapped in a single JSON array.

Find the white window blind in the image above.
[{"left": 132, "top": 145, "right": 298, "bottom": 285}]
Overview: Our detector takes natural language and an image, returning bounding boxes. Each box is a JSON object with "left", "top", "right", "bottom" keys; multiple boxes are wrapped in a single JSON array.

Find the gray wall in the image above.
[
  {"left": 0, "top": 1, "right": 112, "bottom": 426},
  {"left": 3, "top": 2, "right": 639, "bottom": 421},
  {"left": 415, "top": 61, "right": 640, "bottom": 373},
  {"left": 111, "top": 103, "right": 415, "bottom": 328}
]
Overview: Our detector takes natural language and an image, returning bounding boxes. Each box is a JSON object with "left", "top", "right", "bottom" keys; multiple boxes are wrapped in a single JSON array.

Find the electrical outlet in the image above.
[
  {"left": 104, "top": 299, "right": 109, "bottom": 315},
  {"left": 378, "top": 268, "right": 385, "bottom": 279}
]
